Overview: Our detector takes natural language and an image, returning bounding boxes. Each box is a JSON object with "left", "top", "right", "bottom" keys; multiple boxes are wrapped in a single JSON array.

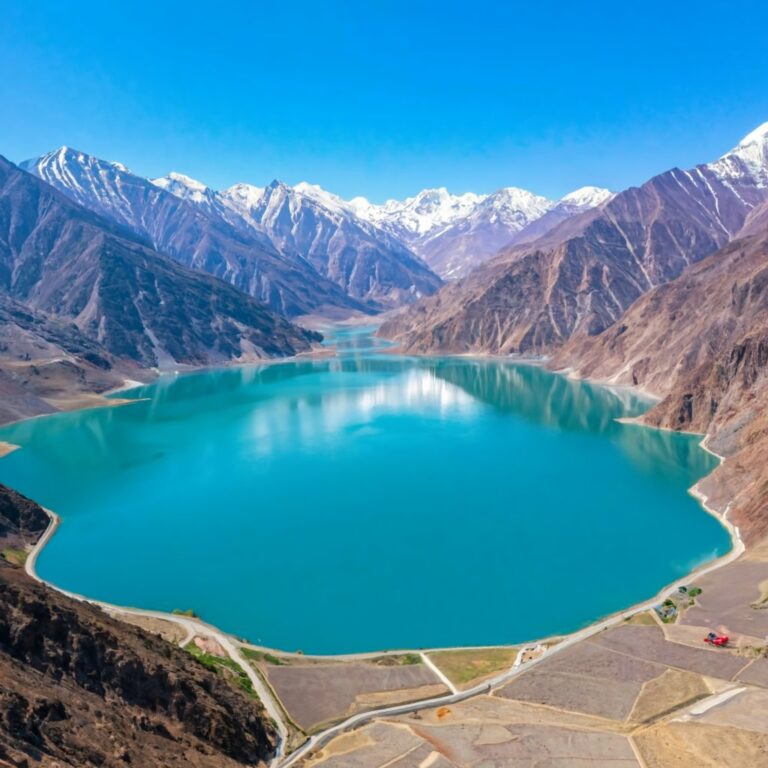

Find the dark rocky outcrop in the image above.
[{"left": 0, "top": 485, "right": 277, "bottom": 767}]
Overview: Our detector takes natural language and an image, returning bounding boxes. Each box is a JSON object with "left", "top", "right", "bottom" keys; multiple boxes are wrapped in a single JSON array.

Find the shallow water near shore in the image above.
[{"left": 0, "top": 327, "right": 729, "bottom": 653}]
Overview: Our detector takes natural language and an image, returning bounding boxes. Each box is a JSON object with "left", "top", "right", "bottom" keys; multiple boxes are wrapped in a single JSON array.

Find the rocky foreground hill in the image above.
[{"left": 0, "top": 484, "right": 277, "bottom": 767}]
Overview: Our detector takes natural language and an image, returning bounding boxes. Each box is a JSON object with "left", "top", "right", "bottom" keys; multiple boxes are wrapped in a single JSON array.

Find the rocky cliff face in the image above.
[
  {"left": 380, "top": 126, "right": 768, "bottom": 355},
  {"left": 0, "top": 484, "right": 277, "bottom": 767},
  {"left": 0, "top": 156, "right": 320, "bottom": 372},
  {"left": 23, "top": 148, "right": 362, "bottom": 318},
  {"left": 556, "top": 219, "right": 768, "bottom": 543}
]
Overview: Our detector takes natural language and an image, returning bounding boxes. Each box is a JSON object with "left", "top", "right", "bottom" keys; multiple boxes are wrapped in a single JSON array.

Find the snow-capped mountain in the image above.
[
  {"left": 349, "top": 188, "right": 486, "bottom": 242},
  {"left": 707, "top": 121, "right": 768, "bottom": 196},
  {"left": 150, "top": 173, "right": 442, "bottom": 307},
  {"left": 558, "top": 186, "right": 615, "bottom": 209},
  {"left": 213, "top": 179, "right": 443, "bottom": 307},
  {"left": 409, "top": 185, "right": 612, "bottom": 279},
  {"left": 510, "top": 186, "right": 615, "bottom": 248},
  {"left": 380, "top": 122, "right": 768, "bottom": 357},
  {"left": 22, "top": 148, "right": 362, "bottom": 317},
  {"left": 23, "top": 145, "right": 611, "bottom": 304}
]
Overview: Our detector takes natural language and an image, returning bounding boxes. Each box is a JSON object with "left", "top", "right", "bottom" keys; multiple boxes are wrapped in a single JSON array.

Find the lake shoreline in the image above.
[
  {"left": 3, "top": 325, "right": 742, "bottom": 657},
  {"left": 9, "top": 330, "right": 749, "bottom": 765}
]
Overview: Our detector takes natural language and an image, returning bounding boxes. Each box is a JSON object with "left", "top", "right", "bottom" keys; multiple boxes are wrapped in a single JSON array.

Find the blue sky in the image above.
[{"left": 1, "top": 1, "right": 766, "bottom": 201}]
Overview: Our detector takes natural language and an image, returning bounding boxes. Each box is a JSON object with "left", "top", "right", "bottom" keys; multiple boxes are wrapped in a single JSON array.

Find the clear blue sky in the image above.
[{"left": 1, "top": 1, "right": 766, "bottom": 201}]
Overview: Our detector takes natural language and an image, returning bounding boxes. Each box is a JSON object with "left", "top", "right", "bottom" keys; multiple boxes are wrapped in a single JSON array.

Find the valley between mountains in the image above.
[{"left": 1, "top": 122, "right": 768, "bottom": 768}]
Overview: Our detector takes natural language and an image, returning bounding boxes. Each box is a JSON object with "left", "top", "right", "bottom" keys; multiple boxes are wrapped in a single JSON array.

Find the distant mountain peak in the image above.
[
  {"left": 223, "top": 182, "right": 266, "bottom": 207},
  {"left": 293, "top": 181, "right": 350, "bottom": 214},
  {"left": 25, "top": 145, "right": 133, "bottom": 177},
  {"left": 152, "top": 171, "right": 214, "bottom": 203},
  {"left": 709, "top": 120, "right": 768, "bottom": 189},
  {"left": 559, "top": 186, "right": 614, "bottom": 208},
  {"left": 737, "top": 120, "right": 768, "bottom": 147}
]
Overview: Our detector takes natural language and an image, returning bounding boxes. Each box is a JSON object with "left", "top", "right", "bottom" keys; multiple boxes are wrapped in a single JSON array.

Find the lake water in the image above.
[{"left": 0, "top": 327, "right": 729, "bottom": 653}]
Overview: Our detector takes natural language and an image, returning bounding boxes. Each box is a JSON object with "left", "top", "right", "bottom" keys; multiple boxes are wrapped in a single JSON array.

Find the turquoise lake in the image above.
[{"left": 0, "top": 327, "right": 729, "bottom": 653}]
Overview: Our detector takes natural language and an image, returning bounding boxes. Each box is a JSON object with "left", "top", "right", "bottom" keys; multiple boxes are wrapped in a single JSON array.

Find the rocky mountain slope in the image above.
[
  {"left": 22, "top": 148, "right": 362, "bottom": 317},
  {"left": 152, "top": 174, "right": 442, "bottom": 308},
  {"left": 555, "top": 209, "right": 768, "bottom": 543},
  {"left": 0, "top": 296, "right": 127, "bottom": 424},
  {"left": 352, "top": 185, "right": 612, "bottom": 279},
  {"left": 380, "top": 124, "right": 768, "bottom": 354},
  {"left": 0, "top": 484, "right": 277, "bottom": 767},
  {"left": 0, "top": 156, "right": 320, "bottom": 373}
]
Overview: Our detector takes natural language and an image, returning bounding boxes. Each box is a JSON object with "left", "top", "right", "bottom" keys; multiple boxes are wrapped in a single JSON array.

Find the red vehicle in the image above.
[{"left": 704, "top": 631, "right": 729, "bottom": 647}]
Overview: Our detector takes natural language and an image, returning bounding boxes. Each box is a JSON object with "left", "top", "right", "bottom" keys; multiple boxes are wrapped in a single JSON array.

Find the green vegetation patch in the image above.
[
  {"left": 373, "top": 653, "right": 422, "bottom": 666},
  {"left": 172, "top": 608, "right": 198, "bottom": 617},
  {"left": 2, "top": 547, "right": 28, "bottom": 567},
  {"left": 428, "top": 647, "right": 518, "bottom": 687},
  {"left": 241, "top": 647, "right": 289, "bottom": 666},
  {"left": 184, "top": 641, "right": 256, "bottom": 697}
]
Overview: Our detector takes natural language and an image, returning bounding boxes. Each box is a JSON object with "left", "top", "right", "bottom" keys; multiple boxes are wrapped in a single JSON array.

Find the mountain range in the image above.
[
  {"left": 22, "top": 148, "right": 613, "bottom": 298},
  {"left": 351, "top": 185, "right": 614, "bottom": 279},
  {"left": 0, "top": 154, "right": 323, "bottom": 421},
  {"left": 381, "top": 123, "right": 768, "bottom": 355},
  {"left": 380, "top": 120, "right": 768, "bottom": 544},
  {"left": 0, "top": 139, "right": 619, "bottom": 424}
]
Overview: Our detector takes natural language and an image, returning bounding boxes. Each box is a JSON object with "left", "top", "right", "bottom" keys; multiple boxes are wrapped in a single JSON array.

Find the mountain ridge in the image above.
[
  {"left": 378, "top": 123, "right": 768, "bottom": 355},
  {"left": 0, "top": 155, "right": 321, "bottom": 384}
]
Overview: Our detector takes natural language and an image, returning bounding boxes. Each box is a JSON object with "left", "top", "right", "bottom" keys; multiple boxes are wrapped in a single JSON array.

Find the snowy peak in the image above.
[
  {"left": 559, "top": 186, "right": 614, "bottom": 209},
  {"left": 478, "top": 187, "right": 553, "bottom": 224},
  {"left": 708, "top": 120, "right": 768, "bottom": 188},
  {"left": 152, "top": 172, "right": 215, "bottom": 205},
  {"left": 293, "top": 181, "right": 352, "bottom": 215},
  {"left": 22, "top": 146, "right": 133, "bottom": 188},
  {"left": 353, "top": 187, "right": 487, "bottom": 239},
  {"left": 221, "top": 182, "right": 266, "bottom": 210}
]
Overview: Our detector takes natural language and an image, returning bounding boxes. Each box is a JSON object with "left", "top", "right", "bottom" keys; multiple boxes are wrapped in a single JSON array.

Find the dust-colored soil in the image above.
[
  {"left": 678, "top": 559, "right": 768, "bottom": 639},
  {"left": 265, "top": 662, "right": 447, "bottom": 731},
  {"left": 591, "top": 625, "right": 750, "bottom": 679},
  {"left": 629, "top": 668, "right": 711, "bottom": 724},
  {"left": 305, "top": 722, "right": 425, "bottom": 767},
  {"left": 496, "top": 641, "right": 666, "bottom": 721},
  {"left": 635, "top": 722, "right": 768, "bottom": 768},
  {"left": 697, "top": 687, "right": 768, "bottom": 733},
  {"left": 304, "top": 729, "right": 375, "bottom": 763},
  {"left": 737, "top": 658, "right": 768, "bottom": 687},
  {"left": 409, "top": 721, "right": 638, "bottom": 767},
  {"left": 0, "top": 441, "right": 19, "bottom": 458},
  {"left": 624, "top": 611, "right": 658, "bottom": 626},
  {"left": 427, "top": 648, "right": 518, "bottom": 689},
  {"left": 353, "top": 684, "right": 447, "bottom": 711},
  {"left": 194, "top": 635, "right": 228, "bottom": 657}
]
